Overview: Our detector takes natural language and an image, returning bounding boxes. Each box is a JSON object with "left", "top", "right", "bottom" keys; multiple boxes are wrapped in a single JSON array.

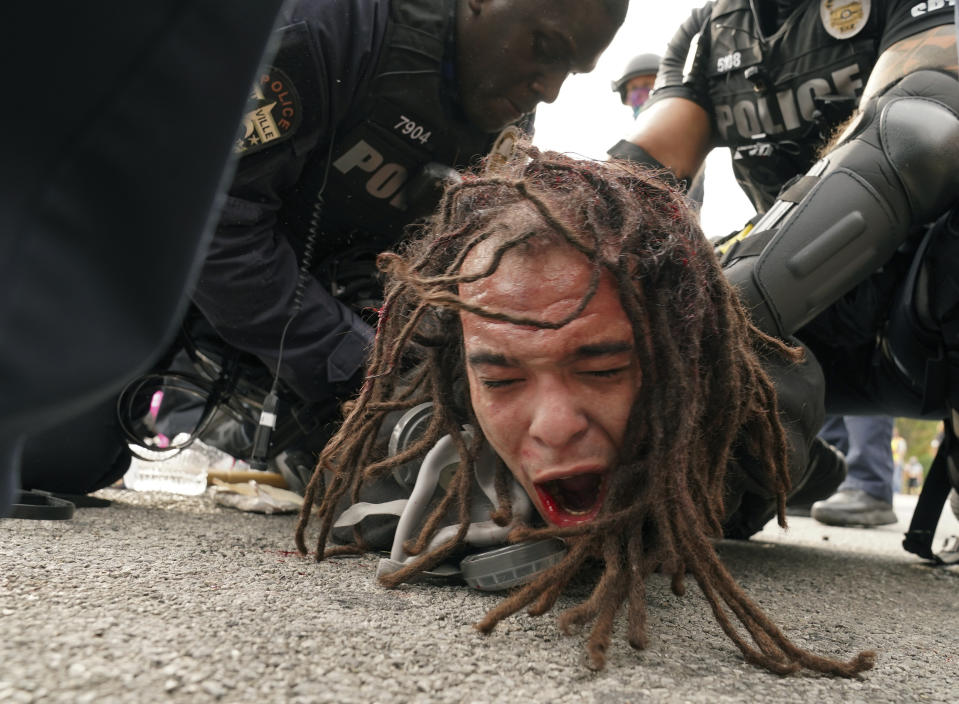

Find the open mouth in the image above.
[{"left": 534, "top": 472, "right": 606, "bottom": 527}]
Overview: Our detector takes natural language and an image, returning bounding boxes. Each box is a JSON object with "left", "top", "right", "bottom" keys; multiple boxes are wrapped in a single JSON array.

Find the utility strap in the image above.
[
  {"left": 902, "top": 425, "right": 958, "bottom": 564},
  {"left": 6, "top": 490, "right": 75, "bottom": 521}
]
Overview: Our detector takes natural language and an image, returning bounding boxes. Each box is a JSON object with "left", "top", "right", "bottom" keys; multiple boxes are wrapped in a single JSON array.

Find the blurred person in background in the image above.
[{"left": 811, "top": 416, "right": 898, "bottom": 527}]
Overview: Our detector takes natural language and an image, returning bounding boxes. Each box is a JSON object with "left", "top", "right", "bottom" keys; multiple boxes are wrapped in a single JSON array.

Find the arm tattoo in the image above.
[{"left": 862, "top": 25, "right": 959, "bottom": 103}]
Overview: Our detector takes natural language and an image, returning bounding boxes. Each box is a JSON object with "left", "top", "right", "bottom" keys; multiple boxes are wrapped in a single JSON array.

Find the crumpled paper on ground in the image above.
[{"left": 212, "top": 480, "right": 303, "bottom": 514}]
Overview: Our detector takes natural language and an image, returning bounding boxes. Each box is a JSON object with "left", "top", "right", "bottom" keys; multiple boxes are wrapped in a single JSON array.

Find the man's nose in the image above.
[
  {"left": 530, "top": 70, "right": 566, "bottom": 105},
  {"left": 528, "top": 380, "right": 588, "bottom": 448}
]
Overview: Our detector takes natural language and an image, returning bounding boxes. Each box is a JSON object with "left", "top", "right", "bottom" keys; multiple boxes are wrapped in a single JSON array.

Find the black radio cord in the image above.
[{"left": 248, "top": 129, "right": 336, "bottom": 469}]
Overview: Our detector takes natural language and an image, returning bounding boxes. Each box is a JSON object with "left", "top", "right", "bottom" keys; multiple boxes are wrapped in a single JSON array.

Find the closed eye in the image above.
[
  {"left": 481, "top": 378, "right": 522, "bottom": 389},
  {"left": 580, "top": 367, "right": 630, "bottom": 379},
  {"left": 533, "top": 34, "right": 570, "bottom": 70}
]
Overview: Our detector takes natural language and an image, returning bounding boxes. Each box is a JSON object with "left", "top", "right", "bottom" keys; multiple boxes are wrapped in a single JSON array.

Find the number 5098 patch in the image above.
[{"left": 394, "top": 115, "right": 432, "bottom": 145}]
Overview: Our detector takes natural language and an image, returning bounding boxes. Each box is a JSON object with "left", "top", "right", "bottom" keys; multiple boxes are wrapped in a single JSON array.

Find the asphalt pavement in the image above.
[{"left": 2, "top": 489, "right": 957, "bottom": 704}]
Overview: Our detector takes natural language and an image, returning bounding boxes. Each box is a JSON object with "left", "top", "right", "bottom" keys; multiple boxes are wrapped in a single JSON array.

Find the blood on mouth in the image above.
[{"left": 536, "top": 473, "right": 604, "bottom": 523}]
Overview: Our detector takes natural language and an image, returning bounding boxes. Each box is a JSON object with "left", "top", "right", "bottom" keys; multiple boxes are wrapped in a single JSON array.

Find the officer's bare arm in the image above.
[
  {"left": 620, "top": 97, "right": 712, "bottom": 180},
  {"left": 863, "top": 24, "right": 958, "bottom": 102},
  {"left": 606, "top": 96, "right": 712, "bottom": 182},
  {"left": 828, "top": 25, "right": 959, "bottom": 147}
]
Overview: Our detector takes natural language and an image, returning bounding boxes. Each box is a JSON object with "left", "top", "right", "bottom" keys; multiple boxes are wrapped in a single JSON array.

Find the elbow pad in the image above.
[{"left": 724, "top": 70, "right": 959, "bottom": 338}]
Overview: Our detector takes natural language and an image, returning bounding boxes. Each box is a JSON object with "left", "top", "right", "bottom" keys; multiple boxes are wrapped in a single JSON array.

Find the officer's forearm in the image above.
[
  {"left": 193, "top": 216, "right": 374, "bottom": 402},
  {"left": 607, "top": 97, "right": 712, "bottom": 182}
]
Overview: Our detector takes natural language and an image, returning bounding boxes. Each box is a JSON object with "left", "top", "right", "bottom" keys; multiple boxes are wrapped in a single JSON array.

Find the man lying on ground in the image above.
[{"left": 294, "top": 143, "right": 873, "bottom": 676}]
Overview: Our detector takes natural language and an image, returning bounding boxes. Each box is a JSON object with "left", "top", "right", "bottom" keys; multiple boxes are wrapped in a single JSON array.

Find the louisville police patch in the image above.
[
  {"left": 233, "top": 66, "right": 302, "bottom": 156},
  {"left": 820, "top": 0, "right": 871, "bottom": 39}
]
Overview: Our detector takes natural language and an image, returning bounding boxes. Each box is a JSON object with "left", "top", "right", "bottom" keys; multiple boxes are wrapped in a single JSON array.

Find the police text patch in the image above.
[{"left": 234, "top": 66, "right": 302, "bottom": 156}]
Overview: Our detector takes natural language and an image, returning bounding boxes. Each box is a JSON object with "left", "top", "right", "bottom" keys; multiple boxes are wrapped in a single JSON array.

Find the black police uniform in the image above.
[
  {"left": 189, "top": 0, "right": 532, "bottom": 474},
  {"left": 194, "top": 0, "right": 523, "bottom": 406},
  {"left": 647, "top": 0, "right": 954, "bottom": 213},
  {"left": 718, "top": 60, "right": 959, "bottom": 555},
  {"left": 647, "top": 0, "right": 956, "bottom": 416}
]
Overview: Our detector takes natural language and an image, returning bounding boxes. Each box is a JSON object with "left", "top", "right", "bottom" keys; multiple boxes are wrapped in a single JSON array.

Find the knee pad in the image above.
[{"left": 725, "top": 70, "right": 959, "bottom": 338}]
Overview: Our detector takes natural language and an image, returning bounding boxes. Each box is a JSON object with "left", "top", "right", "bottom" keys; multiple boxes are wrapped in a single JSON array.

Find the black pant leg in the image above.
[{"left": 19, "top": 398, "right": 131, "bottom": 495}]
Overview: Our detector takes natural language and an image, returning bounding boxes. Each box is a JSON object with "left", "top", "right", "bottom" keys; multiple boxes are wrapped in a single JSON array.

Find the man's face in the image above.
[
  {"left": 456, "top": 0, "right": 622, "bottom": 132},
  {"left": 623, "top": 73, "right": 656, "bottom": 116},
  {"left": 459, "top": 239, "right": 642, "bottom": 527}
]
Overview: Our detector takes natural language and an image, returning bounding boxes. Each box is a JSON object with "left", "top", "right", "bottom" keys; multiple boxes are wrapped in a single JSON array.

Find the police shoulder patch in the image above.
[
  {"left": 233, "top": 66, "right": 302, "bottom": 156},
  {"left": 820, "top": 0, "right": 871, "bottom": 40}
]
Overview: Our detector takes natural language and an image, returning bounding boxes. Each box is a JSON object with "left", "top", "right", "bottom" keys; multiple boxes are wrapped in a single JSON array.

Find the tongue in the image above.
[{"left": 553, "top": 474, "right": 601, "bottom": 513}]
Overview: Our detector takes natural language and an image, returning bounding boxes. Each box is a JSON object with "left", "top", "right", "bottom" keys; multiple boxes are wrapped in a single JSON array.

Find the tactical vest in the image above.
[
  {"left": 277, "top": 0, "right": 502, "bottom": 255},
  {"left": 697, "top": 0, "right": 880, "bottom": 210}
]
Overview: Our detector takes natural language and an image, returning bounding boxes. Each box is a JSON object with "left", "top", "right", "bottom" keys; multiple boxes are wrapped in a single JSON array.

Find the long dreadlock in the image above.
[{"left": 295, "top": 143, "right": 875, "bottom": 676}]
